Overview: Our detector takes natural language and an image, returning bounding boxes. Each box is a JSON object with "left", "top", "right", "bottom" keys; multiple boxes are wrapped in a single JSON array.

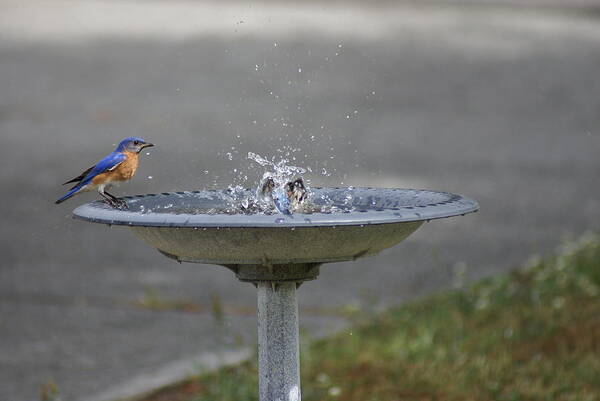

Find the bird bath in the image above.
[{"left": 73, "top": 187, "right": 478, "bottom": 401}]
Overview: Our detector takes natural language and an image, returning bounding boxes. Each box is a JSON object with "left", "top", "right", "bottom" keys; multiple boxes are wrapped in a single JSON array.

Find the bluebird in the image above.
[
  {"left": 55, "top": 137, "right": 154, "bottom": 209},
  {"left": 285, "top": 178, "right": 307, "bottom": 213},
  {"left": 259, "top": 177, "right": 306, "bottom": 215}
]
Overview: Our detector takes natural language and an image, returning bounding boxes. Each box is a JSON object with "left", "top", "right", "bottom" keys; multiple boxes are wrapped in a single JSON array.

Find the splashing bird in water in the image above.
[
  {"left": 260, "top": 177, "right": 307, "bottom": 215},
  {"left": 55, "top": 137, "right": 154, "bottom": 209}
]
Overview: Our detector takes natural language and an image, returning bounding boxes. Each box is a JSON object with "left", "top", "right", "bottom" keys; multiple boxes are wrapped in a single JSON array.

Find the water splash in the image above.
[
  {"left": 247, "top": 152, "right": 307, "bottom": 184},
  {"left": 243, "top": 152, "right": 357, "bottom": 215},
  {"left": 246, "top": 152, "right": 308, "bottom": 215},
  {"left": 129, "top": 151, "right": 357, "bottom": 216}
]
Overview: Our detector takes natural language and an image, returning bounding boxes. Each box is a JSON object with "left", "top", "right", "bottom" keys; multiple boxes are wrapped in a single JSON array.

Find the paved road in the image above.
[{"left": 1, "top": 2, "right": 599, "bottom": 401}]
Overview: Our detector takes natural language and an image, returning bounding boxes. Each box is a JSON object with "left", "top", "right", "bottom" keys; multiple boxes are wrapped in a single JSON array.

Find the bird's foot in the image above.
[
  {"left": 113, "top": 199, "right": 128, "bottom": 210},
  {"left": 104, "top": 198, "right": 128, "bottom": 210}
]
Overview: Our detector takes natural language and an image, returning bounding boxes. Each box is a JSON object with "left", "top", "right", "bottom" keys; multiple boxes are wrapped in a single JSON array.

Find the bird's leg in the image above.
[
  {"left": 104, "top": 190, "right": 120, "bottom": 202},
  {"left": 107, "top": 192, "right": 128, "bottom": 210},
  {"left": 103, "top": 191, "right": 115, "bottom": 199},
  {"left": 99, "top": 192, "right": 117, "bottom": 207},
  {"left": 101, "top": 191, "right": 128, "bottom": 210}
]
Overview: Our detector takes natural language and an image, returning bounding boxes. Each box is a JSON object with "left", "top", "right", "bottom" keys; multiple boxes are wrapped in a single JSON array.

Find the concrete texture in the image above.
[
  {"left": 257, "top": 282, "right": 300, "bottom": 401},
  {"left": 1, "top": 1, "right": 600, "bottom": 401}
]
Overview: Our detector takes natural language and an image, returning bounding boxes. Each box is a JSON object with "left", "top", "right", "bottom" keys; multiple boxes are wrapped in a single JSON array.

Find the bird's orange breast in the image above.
[{"left": 92, "top": 151, "right": 139, "bottom": 185}]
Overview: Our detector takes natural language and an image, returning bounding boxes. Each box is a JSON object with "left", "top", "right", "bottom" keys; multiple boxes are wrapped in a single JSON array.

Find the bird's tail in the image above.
[{"left": 55, "top": 186, "right": 81, "bottom": 204}]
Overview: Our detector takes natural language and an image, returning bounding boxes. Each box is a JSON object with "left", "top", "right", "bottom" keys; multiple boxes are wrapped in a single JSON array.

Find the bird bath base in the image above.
[
  {"left": 72, "top": 187, "right": 478, "bottom": 401},
  {"left": 226, "top": 263, "right": 321, "bottom": 283},
  {"left": 257, "top": 280, "right": 302, "bottom": 401},
  {"left": 227, "top": 263, "right": 320, "bottom": 401}
]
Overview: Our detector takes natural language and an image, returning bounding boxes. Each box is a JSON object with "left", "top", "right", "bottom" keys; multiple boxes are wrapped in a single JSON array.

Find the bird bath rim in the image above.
[{"left": 72, "top": 187, "right": 479, "bottom": 228}]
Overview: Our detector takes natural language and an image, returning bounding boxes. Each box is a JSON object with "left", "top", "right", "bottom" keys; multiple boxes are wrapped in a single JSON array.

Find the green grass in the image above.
[{"left": 140, "top": 233, "right": 600, "bottom": 401}]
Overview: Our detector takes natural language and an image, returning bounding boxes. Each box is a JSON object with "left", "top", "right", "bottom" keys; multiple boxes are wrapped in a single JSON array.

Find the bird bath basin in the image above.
[{"left": 73, "top": 187, "right": 478, "bottom": 401}]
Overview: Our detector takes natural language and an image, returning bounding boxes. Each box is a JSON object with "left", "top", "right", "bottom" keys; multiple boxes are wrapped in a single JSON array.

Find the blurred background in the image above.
[{"left": 1, "top": 1, "right": 599, "bottom": 400}]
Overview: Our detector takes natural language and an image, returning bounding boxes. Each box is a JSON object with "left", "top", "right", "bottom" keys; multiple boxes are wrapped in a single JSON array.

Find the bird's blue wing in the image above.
[
  {"left": 273, "top": 187, "right": 292, "bottom": 215},
  {"left": 55, "top": 151, "right": 127, "bottom": 204},
  {"left": 79, "top": 151, "right": 127, "bottom": 186}
]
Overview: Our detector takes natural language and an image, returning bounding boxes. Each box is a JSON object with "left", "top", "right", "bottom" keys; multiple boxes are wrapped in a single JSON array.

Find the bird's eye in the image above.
[{"left": 133, "top": 140, "right": 140, "bottom": 145}]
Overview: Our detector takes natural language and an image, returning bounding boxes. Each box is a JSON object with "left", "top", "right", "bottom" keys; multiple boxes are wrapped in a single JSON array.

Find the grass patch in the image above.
[{"left": 139, "top": 234, "right": 600, "bottom": 401}]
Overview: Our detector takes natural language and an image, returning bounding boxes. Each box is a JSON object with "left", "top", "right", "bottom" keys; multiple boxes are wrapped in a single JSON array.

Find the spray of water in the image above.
[
  {"left": 128, "top": 151, "right": 355, "bottom": 216},
  {"left": 248, "top": 152, "right": 306, "bottom": 185},
  {"left": 222, "top": 152, "right": 309, "bottom": 215}
]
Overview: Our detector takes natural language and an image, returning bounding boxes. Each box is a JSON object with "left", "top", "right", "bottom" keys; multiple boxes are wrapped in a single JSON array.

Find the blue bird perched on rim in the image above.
[{"left": 55, "top": 137, "right": 154, "bottom": 209}]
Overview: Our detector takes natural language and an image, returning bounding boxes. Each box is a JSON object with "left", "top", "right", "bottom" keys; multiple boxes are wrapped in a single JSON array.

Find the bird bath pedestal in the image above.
[{"left": 73, "top": 187, "right": 478, "bottom": 401}]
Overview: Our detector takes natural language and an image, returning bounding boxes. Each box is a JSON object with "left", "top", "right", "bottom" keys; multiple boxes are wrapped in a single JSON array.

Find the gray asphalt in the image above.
[{"left": 1, "top": 2, "right": 600, "bottom": 401}]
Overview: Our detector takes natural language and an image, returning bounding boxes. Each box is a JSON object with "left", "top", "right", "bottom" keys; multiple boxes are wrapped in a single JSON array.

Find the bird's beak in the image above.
[{"left": 142, "top": 143, "right": 154, "bottom": 149}]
